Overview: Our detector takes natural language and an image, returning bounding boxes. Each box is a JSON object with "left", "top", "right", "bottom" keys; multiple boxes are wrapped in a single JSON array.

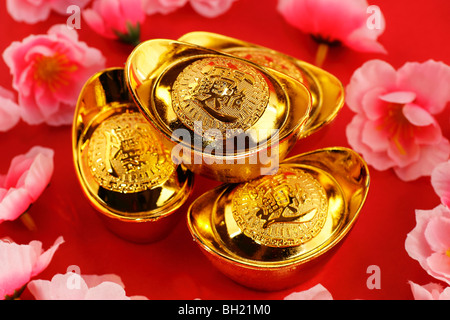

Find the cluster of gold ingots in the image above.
[{"left": 72, "top": 32, "right": 370, "bottom": 291}]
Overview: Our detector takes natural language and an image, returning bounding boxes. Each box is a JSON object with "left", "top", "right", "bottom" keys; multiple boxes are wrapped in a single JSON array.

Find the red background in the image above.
[{"left": 0, "top": 0, "right": 449, "bottom": 300}]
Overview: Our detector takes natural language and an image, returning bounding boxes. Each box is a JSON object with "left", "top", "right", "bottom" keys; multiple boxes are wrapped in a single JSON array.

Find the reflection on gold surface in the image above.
[
  {"left": 125, "top": 39, "right": 312, "bottom": 182},
  {"left": 187, "top": 147, "right": 369, "bottom": 290},
  {"left": 178, "top": 31, "right": 344, "bottom": 139},
  {"left": 73, "top": 68, "right": 194, "bottom": 243}
]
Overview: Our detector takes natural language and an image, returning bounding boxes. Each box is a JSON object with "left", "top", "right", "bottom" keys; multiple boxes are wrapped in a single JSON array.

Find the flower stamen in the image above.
[
  {"left": 377, "top": 103, "right": 414, "bottom": 155},
  {"left": 33, "top": 53, "right": 78, "bottom": 91}
]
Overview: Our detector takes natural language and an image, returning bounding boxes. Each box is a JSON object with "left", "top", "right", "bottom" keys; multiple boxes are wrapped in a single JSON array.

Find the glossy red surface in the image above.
[{"left": 0, "top": 0, "right": 449, "bottom": 300}]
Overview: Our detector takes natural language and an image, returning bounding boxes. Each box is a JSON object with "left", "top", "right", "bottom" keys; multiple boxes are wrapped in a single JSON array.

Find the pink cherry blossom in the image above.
[
  {"left": 6, "top": 0, "right": 91, "bottom": 24},
  {"left": 0, "top": 236, "right": 64, "bottom": 299},
  {"left": 284, "top": 284, "right": 333, "bottom": 300},
  {"left": 0, "top": 146, "right": 54, "bottom": 224},
  {"left": 2, "top": 24, "right": 106, "bottom": 126},
  {"left": 190, "top": 0, "right": 237, "bottom": 18},
  {"left": 277, "top": 0, "right": 386, "bottom": 54},
  {"left": 143, "top": 0, "right": 188, "bottom": 15},
  {"left": 346, "top": 59, "right": 450, "bottom": 181},
  {"left": 405, "top": 205, "right": 450, "bottom": 285},
  {"left": 28, "top": 271, "right": 148, "bottom": 300},
  {"left": 431, "top": 160, "right": 450, "bottom": 208},
  {"left": 0, "top": 86, "right": 21, "bottom": 132},
  {"left": 409, "top": 281, "right": 450, "bottom": 300},
  {"left": 83, "top": 0, "right": 146, "bottom": 45}
]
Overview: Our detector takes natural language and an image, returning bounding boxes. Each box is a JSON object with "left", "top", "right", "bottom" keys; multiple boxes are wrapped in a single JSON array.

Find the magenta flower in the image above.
[
  {"left": 6, "top": 0, "right": 91, "bottom": 24},
  {"left": 431, "top": 160, "right": 450, "bottom": 208},
  {"left": 190, "top": 0, "right": 237, "bottom": 18},
  {"left": 0, "top": 236, "right": 64, "bottom": 300},
  {"left": 345, "top": 59, "right": 450, "bottom": 181},
  {"left": 284, "top": 284, "right": 333, "bottom": 300},
  {"left": 3, "top": 24, "right": 106, "bottom": 126},
  {"left": 143, "top": 0, "right": 188, "bottom": 15},
  {"left": 405, "top": 205, "right": 450, "bottom": 286},
  {"left": 28, "top": 271, "right": 148, "bottom": 300},
  {"left": 277, "top": 0, "right": 386, "bottom": 66},
  {"left": 83, "top": 0, "right": 146, "bottom": 45},
  {"left": 0, "top": 86, "right": 21, "bottom": 132},
  {"left": 409, "top": 281, "right": 450, "bottom": 300},
  {"left": 0, "top": 146, "right": 54, "bottom": 226}
]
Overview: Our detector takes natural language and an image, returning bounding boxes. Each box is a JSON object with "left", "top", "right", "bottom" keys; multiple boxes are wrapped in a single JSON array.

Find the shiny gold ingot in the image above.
[
  {"left": 187, "top": 147, "right": 369, "bottom": 291},
  {"left": 178, "top": 31, "right": 344, "bottom": 138},
  {"left": 125, "top": 39, "right": 312, "bottom": 183},
  {"left": 73, "top": 68, "right": 194, "bottom": 243}
]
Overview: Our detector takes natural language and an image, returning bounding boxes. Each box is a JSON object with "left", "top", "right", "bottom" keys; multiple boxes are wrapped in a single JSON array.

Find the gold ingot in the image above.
[
  {"left": 187, "top": 147, "right": 369, "bottom": 291},
  {"left": 125, "top": 39, "right": 312, "bottom": 182},
  {"left": 178, "top": 31, "right": 344, "bottom": 138},
  {"left": 73, "top": 68, "right": 194, "bottom": 243}
]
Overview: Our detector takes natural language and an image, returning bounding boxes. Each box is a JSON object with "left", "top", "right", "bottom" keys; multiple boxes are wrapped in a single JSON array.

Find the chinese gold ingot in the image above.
[
  {"left": 187, "top": 147, "right": 370, "bottom": 291},
  {"left": 178, "top": 31, "right": 344, "bottom": 138},
  {"left": 125, "top": 39, "right": 312, "bottom": 183},
  {"left": 73, "top": 68, "right": 194, "bottom": 243}
]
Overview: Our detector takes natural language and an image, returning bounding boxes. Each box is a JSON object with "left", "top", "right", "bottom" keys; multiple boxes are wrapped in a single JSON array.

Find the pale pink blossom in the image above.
[
  {"left": 431, "top": 160, "right": 450, "bottom": 208},
  {"left": 277, "top": 0, "right": 386, "bottom": 54},
  {"left": 143, "top": 0, "right": 188, "bottom": 15},
  {"left": 409, "top": 281, "right": 450, "bottom": 300},
  {"left": 0, "top": 146, "right": 54, "bottom": 223},
  {"left": 3, "top": 24, "right": 106, "bottom": 126},
  {"left": 0, "top": 236, "right": 64, "bottom": 299},
  {"left": 83, "top": 0, "right": 146, "bottom": 45},
  {"left": 346, "top": 59, "right": 450, "bottom": 181},
  {"left": 190, "top": 0, "right": 237, "bottom": 18},
  {"left": 28, "top": 271, "right": 148, "bottom": 300},
  {"left": 405, "top": 205, "right": 450, "bottom": 285},
  {"left": 0, "top": 86, "right": 21, "bottom": 132},
  {"left": 6, "top": 0, "right": 91, "bottom": 24},
  {"left": 284, "top": 284, "right": 333, "bottom": 300}
]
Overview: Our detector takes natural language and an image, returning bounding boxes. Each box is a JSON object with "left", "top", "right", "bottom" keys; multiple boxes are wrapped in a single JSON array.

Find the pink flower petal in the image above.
[
  {"left": 424, "top": 216, "right": 450, "bottom": 253},
  {"left": 346, "top": 59, "right": 397, "bottom": 113},
  {"left": 6, "top": 0, "right": 51, "bottom": 24},
  {"left": 0, "top": 87, "right": 21, "bottom": 132},
  {"left": 379, "top": 91, "right": 416, "bottom": 104},
  {"left": 402, "top": 103, "right": 435, "bottom": 127},
  {"left": 284, "top": 284, "right": 333, "bottom": 300},
  {"left": 0, "top": 237, "right": 64, "bottom": 299},
  {"left": 0, "top": 146, "right": 54, "bottom": 223},
  {"left": 143, "top": 0, "right": 188, "bottom": 15},
  {"left": 431, "top": 161, "right": 450, "bottom": 208},
  {"left": 28, "top": 271, "right": 148, "bottom": 300},
  {"left": 426, "top": 253, "right": 450, "bottom": 285},
  {"left": 394, "top": 137, "right": 450, "bottom": 181},
  {"left": 361, "top": 119, "right": 390, "bottom": 152},
  {"left": 346, "top": 114, "right": 395, "bottom": 171},
  {"left": 190, "top": 0, "right": 236, "bottom": 18},
  {"left": 386, "top": 133, "right": 420, "bottom": 168},
  {"left": 361, "top": 87, "right": 388, "bottom": 120},
  {"left": 397, "top": 60, "right": 450, "bottom": 114},
  {"left": 84, "top": 282, "right": 130, "bottom": 300},
  {"left": 83, "top": 0, "right": 146, "bottom": 40},
  {"left": 2, "top": 24, "right": 106, "bottom": 126},
  {"left": 346, "top": 24, "right": 387, "bottom": 54},
  {"left": 28, "top": 273, "right": 89, "bottom": 300},
  {"left": 406, "top": 205, "right": 450, "bottom": 285},
  {"left": 409, "top": 281, "right": 447, "bottom": 300},
  {"left": 405, "top": 207, "right": 444, "bottom": 267},
  {"left": 277, "top": 0, "right": 385, "bottom": 53}
]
